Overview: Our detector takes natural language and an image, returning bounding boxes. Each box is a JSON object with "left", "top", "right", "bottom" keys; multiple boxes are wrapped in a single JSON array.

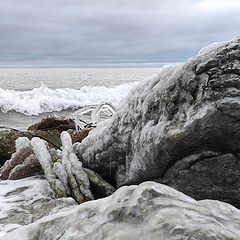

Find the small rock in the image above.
[{"left": 28, "top": 115, "right": 75, "bottom": 131}]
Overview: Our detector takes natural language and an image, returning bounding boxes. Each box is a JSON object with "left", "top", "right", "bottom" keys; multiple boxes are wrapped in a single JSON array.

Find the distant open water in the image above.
[{"left": 0, "top": 67, "right": 162, "bottom": 130}]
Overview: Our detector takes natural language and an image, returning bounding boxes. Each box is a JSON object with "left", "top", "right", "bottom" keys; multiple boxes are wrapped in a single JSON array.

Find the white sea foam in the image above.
[{"left": 0, "top": 82, "right": 139, "bottom": 116}]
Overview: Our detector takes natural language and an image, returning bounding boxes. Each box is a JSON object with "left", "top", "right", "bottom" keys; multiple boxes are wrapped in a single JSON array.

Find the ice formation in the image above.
[
  {"left": 15, "top": 137, "right": 31, "bottom": 152},
  {"left": 73, "top": 37, "right": 240, "bottom": 210},
  {"left": 30, "top": 132, "right": 114, "bottom": 203},
  {"left": 0, "top": 177, "right": 76, "bottom": 238},
  {"left": 0, "top": 137, "right": 40, "bottom": 180},
  {"left": 2, "top": 181, "right": 240, "bottom": 240},
  {"left": 60, "top": 131, "right": 93, "bottom": 202},
  {"left": 70, "top": 103, "right": 117, "bottom": 130}
]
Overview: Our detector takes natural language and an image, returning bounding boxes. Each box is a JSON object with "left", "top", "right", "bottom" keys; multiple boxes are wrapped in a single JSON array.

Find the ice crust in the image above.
[
  {"left": 2, "top": 181, "right": 240, "bottom": 240},
  {"left": 0, "top": 177, "right": 76, "bottom": 238}
]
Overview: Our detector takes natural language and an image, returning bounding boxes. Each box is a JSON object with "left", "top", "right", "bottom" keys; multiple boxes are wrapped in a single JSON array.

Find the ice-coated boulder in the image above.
[
  {"left": 75, "top": 37, "right": 240, "bottom": 207},
  {"left": 0, "top": 176, "right": 76, "bottom": 238},
  {"left": 2, "top": 181, "right": 240, "bottom": 240}
]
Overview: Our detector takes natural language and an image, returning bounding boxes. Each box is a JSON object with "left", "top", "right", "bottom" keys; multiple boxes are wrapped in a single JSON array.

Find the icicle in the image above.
[
  {"left": 31, "top": 137, "right": 67, "bottom": 198},
  {"left": 70, "top": 103, "right": 117, "bottom": 131}
]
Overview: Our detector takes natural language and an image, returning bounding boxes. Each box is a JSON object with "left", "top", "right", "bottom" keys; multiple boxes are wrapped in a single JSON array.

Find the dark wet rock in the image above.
[
  {"left": 0, "top": 113, "right": 91, "bottom": 166},
  {"left": 8, "top": 154, "right": 41, "bottom": 180},
  {"left": 29, "top": 129, "right": 92, "bottom": 149},
  {"left": 84, "top": 168, "right": 116, "bottom": 198},
  {"left": 158, "top": 151, "right": 240, "bottom": 207},
  {"left": 0, "top": 144, "right": 35, "bottom": 180},
  {"left": 74, "top": 38, "right": 240, "bottom": 207},
  {"left": 29, "top": 129, "right": 62, "bottom": 149},
  {"left": 28, "top": 115, "right": 75, "bottom": 131},
  {"left": 0, "top": 128, "right": 62, "bottom": 165},
  {"left": 67, "top": 128, "right": 92, "bottom": 144},
  {"left": 0, "top": 129, "right": 32, "bottom": 165}
]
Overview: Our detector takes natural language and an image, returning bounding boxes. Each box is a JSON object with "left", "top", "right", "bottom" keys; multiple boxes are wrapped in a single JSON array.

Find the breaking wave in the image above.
[{"left": 0, "top": 82, "right": 139, "bottom": 115}]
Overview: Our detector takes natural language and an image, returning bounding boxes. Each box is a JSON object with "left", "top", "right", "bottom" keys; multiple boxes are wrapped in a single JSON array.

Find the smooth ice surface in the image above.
[
  {"left": 0, "top": 176, "right": 76, "bottom": 238},
  {"left": 2, "top": 181, "right": 240, "bottom": 240}
]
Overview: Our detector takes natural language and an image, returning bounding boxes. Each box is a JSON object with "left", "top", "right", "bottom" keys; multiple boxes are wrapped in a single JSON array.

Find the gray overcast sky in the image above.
[{"left": 0, "top": 0, "right": 240, "bottom": 66}]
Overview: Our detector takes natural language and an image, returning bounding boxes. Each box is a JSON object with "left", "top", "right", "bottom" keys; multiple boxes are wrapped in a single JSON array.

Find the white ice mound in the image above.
[
  {"left": 0, "top": 176, "right": 76, "bottom": 238},
  {"left": 2, "top": 181, "right": 240, "bottom": 240},
  {"left": 0, "top": 82, "right": 139, "bottom": 115}
]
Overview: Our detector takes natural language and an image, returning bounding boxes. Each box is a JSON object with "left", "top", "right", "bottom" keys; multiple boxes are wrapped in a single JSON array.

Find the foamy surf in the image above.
[{"left": 0, "top": 82, "right": 139, "bottom": 116}]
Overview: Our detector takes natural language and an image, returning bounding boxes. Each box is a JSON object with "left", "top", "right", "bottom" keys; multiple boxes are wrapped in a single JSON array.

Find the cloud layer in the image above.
[{"left": 0, "top": 0, "right": 240, "bottom": 66}]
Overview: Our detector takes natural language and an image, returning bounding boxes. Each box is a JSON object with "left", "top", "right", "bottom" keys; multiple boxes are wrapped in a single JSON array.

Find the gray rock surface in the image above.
[
  {"left": 2, "top": 181, "right": 240, "bottom": 240},
  {"left": 159, "top": 151, "right": 240, "bottom": 207},
  {"left": 75, "top": 37, "right": 240, "bottom": 207}
]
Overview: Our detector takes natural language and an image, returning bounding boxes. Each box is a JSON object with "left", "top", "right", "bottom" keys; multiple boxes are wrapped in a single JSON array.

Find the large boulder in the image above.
[
  {"left": 2, "top": 181, "right": 240, "bottom": 240},
  {"left": 75, "top": 37, "right": 240, "bottom": 207}
]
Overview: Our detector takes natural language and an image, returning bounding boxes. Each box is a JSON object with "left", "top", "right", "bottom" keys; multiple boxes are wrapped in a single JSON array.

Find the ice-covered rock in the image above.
[
  {"left": 0, "top": 128, "right": 31, "bottom": 165},
  {"left": 0, "top": 137, "right": 41, "bottom": 180},
  {"left": 0, "top": 124, "right": 92, "bottom": 167},
  {"left": 60, "top": 131, "right": 93, "bottom": 202},
  {"left": 75, "top": 37, "right": 240, "bottom": 207},
  {"left": 30, "top": 132, "right": 115, "bottom": 203},
  {"left": 0, "top": 176, "right": 76, "bottom": 238},
  {"left": 2, "top": 181, "right": 240, "bottom": 240}
]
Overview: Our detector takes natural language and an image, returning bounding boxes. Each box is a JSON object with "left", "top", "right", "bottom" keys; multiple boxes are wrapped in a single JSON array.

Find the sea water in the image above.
[{"left": 0, "top": 67, "right": 161, "bottom": 130}]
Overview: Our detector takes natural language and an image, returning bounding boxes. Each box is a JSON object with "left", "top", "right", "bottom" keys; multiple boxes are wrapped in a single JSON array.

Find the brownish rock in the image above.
[
  {"left": 0, "top": 146, "right": 34, "bottom": 180},
  {"left": 0, "top": 128, "right": 32, "bottom": 164},
  {"left": 8, "top": 154, "right": 42, "bottom": 180},
  {"left": 0, "top": 127, "right": 92, "bottom": 169},
  {"left": 67, "top": 128, "right": 92, "bottom": 143},
  {"left": 28, "top": 115, "right": 75, "bottom": 131}
]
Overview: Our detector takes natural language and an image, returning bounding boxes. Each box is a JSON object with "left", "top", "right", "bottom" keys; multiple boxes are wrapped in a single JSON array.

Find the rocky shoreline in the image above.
[
  {"left": 1, "top": 37, "right": 240, "bottom": 239},
  {"left": 0, "top": 115, "right": 92, "bottom": 166}
]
